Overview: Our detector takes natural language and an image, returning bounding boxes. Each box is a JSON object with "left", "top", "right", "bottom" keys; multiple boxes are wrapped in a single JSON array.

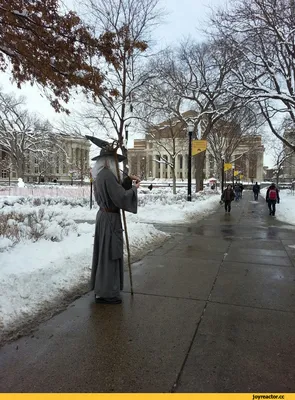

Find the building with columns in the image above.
[
  {"left": 129, "top": 138, "right": 195, "bottom": 180},
  {"left": 0, "top": 134, "right": 90, "bottom": 184},
  {"left": 128, "top": 114, "right": 264, "bottom": 182},
  {"left": 281, "top": 129, "right": 295, "bottom": 181},
  {"left": 205, "top": 136, "right": 264, "bottom": 183}
]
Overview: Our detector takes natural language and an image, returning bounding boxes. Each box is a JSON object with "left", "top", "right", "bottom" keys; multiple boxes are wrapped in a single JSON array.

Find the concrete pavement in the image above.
[{"left": 1, "top": 191, "right": 295, "bottom": 392}]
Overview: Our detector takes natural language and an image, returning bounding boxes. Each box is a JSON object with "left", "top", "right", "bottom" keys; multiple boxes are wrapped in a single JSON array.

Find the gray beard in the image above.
[{"left": 92, "top": 157, "right": 122, "bottom": 181}]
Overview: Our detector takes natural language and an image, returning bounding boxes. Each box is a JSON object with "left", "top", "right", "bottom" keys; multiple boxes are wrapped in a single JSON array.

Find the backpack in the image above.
[{"left": 269, "top": 188, "right": 277, "bottom": 200}]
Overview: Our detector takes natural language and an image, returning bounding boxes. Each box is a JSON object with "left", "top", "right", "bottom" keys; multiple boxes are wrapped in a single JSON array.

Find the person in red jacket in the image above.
[{"left": 266, "top": 183, "right": 280, "bottom": 216}]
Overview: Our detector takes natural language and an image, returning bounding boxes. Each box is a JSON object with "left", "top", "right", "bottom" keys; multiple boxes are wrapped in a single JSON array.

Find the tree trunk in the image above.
[
  {"left": 122, "top": 146, "right": 128, "bottom": 176},
  {"left": 172, "top": 166, "right": 176, "bottom": 195},
  {"left": 16, "top": 160, "right": 25, "bottom": 180},
  {"left": 194, "top": 152, "right": 206, "bottom": 192}
]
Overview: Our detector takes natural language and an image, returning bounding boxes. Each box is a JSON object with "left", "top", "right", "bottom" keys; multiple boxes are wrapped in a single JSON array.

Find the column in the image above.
[
  {"left": 136, "top": 154, "right": 140, "bottom": 177},
  {"left": 175, "top": 154, "right": 179, "bottom": 180},
  {"left": 146, "top": 153, "right": 150, "bottom": 179},
  {"left": 257, "top": 151, "right": 264, "bottom": 182},
  {"left": 152, "top": 152, "right": 156, "bottom": 178},
  {"left": 160, "top": 154, "right": 164, "bottom": 179}
]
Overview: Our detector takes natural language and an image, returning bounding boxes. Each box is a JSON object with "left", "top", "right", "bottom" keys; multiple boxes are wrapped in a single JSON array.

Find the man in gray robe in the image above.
[{"left": 90, "top": 147, "right": 139, "bottom": 304}]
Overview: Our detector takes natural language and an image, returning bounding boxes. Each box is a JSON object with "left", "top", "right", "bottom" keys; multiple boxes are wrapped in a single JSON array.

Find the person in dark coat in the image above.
[
  {"left": 234, "top": 183, "right": 241, "bottom": 201},
  {"left": 221, "top": 184, "right": 235, "bottom": 213},
  {"left": 266, "top": 183, "right": 280, "bottom": 216},
  {"left": 253, "top": 182, "right": 260, "bottom": 201},
  {"left": 239, "top": 183, "right": 244, "bottom": 198},
  {"left": 90, "top": 147, "right": 140, "bottom": 305}
]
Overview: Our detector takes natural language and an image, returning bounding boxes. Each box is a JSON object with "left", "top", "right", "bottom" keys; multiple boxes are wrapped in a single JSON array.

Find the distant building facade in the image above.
[
  {"left": 128, "top": 113, "right": 264, "bottom": 182},
  {"left": 281, "top": 129, "right": 295, "bottom": 181},
  {"left": 0, "top": 134, "right": 90, "bottom": 184}
]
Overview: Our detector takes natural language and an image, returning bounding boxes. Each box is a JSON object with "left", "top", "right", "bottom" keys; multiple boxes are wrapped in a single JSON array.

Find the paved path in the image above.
[{"left": 1, "top": 192, "right": 295, "bottom": 393}]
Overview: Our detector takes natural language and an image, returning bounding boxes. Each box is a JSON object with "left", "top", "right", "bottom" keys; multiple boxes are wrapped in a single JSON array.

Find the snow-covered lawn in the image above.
[
  {"left": 0, "top": 187, "right": 220, "bottom": 341},
  {"left": 260, "top": 188, "right": 295, "bottom": 225}
]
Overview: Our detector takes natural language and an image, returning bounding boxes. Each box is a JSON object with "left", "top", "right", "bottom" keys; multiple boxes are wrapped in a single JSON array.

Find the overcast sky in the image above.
[{"left": 0, "top": 0, "right": 273, "bottom": 166}]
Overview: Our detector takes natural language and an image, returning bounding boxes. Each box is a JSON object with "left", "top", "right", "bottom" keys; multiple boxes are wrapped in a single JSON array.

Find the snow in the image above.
[
  {"left": 260, "top": 188, "right": 295, "bottom": 225},
  {"left": 17, "top": 178, "right": 25, "bottom": 188},
  {"left": 0, "top": 237, "right": 13, "bottom": 250},
  {"left": 13, "top": 10, "right": 29, "bottom": 17},
  {"left": 0, "top": 187, "right": 220, "bottom": 338}
]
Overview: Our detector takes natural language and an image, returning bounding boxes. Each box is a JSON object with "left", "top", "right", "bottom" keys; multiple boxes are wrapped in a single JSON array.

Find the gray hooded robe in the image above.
[{"left": 90, "top": 167, "right": 137, "bottom": 298}]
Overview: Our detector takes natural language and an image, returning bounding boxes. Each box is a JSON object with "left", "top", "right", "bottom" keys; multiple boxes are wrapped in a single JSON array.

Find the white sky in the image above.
[{"left": 0, "top": 0, "right": 273, "bottom": 166}]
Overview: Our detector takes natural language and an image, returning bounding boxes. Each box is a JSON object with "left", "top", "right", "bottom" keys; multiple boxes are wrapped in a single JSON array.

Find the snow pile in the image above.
[
  {"left": 260, "top": 188, "right": 295, "bottom": 225},
  {"left": 0, "top": 237, "right": 13, "bottom": 251},
  {"left": 0, "top": 208, "right": 77, "bottom": 252},
  {"left": 0, "top": 195, "right": 90, "bottom": 209},
  {"left": 133, "top": 187, "right": 220, "bottom": 224},
  {"left": 0, "top": 219, "right": 168, "bottom": 338},
  {"left": 0, "top": 188, "right": 220, "bottom": 340},
  {"left": 0, "top": 188, "right": 220, "bottom": 225}
]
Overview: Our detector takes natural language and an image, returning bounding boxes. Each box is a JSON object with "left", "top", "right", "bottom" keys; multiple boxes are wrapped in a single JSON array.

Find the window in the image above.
[
  {"left": 1, "top": 169, "right": 7, "bottom": 178},
  {"left": 179, "top": 155, "right": 183, "bottom": 169},
  {"left": 62, "top": 155, "right": 67, "bottom": 173},
  {"left": 163, "top": 155, "right": 168, "bottom": 169},
  {"left": 156, "top": 155, "right": 160, "bottom": 170},
  {"left": 35, "top": 166, "right": 39, "bottom": 174}
]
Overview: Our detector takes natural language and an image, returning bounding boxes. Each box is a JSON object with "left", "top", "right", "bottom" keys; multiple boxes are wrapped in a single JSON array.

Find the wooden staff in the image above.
[{"left": 114, "top": 151, "right": 134, "bottom": 296}]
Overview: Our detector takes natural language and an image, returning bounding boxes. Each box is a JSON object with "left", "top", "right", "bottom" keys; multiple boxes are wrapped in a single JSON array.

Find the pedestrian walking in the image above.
[
  {"left": 266, "top": 183, "right": 280, "bottom": 216},
  {"left": 90, "top": 146, "right": 140, "bottom": 304},
  {"left": 221, "top": 184, "right": 235, "bottom": 213},
  {"left": 234, "top": 183, "right": 241, "bottom": 201},
  {"left": 239, "top": 183, "right": 244, "bottom": 198},
  {"left": 253, "top": 182, "right": 260, "bottom": 201}
]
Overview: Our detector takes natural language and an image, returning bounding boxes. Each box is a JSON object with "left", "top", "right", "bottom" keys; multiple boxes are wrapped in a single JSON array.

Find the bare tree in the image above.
[
  {"left": 0, "top": 149, "right": 13, "bottom": 184},
  {"left": 210, "top": 0, "right": 295, "bottom": 151},
  {"left": 68, "top": 151, "right": 89, "bottom": 185},
  {"left": 151, "top": 39, "right": 241, "bottom": 191},
  {"left": 270, "top": 139, "right": 295, "bottom": 184},
  {"left": 0, "top": 90, "right": 55, "bottom": 179},
  {"left": 77, "top": 0, "right": 164, "bottom": 169},
  {"left": 139, "top": 79, "right": 192, "bottom": 193},
  {"left": 207, "top": 105, "right": 262, "bottom": 180}
]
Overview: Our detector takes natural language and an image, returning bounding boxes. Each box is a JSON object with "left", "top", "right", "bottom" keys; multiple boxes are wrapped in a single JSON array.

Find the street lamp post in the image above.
[
  {"left": 187, "top": 121, "right": 194, "bottom": 201},
  {"left": 221, "top": 158, "right": 225, "bottom": 192}
]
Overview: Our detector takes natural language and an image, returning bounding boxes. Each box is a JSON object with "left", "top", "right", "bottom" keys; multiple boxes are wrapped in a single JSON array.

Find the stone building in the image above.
[
  {"left": 0, "top": 134, "right": 90, "bottom": 184},
  {"left": 222, "top": 136, "right": 264, "bottom": 183},
  {"left": 128, "top": 114, "right": 264, "bottom": 182},
  {"left": 281, "top": 129, "right": 295, "bottom": 181}
]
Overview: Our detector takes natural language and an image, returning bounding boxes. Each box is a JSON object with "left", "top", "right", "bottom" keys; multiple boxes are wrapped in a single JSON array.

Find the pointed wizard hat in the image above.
[{"left": 85, "top": 135, "right": 126, "bottom": 162}]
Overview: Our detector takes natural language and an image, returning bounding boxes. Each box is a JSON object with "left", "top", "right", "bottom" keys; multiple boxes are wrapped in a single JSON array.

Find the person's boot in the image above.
[{"left": 95, "top": 295, "right": 122, "bottom": 304}]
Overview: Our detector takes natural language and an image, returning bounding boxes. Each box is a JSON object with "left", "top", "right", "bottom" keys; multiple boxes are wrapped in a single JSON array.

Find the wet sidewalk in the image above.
[{"left": 1, "top": 192, "right": 295, "bottom": 393}]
